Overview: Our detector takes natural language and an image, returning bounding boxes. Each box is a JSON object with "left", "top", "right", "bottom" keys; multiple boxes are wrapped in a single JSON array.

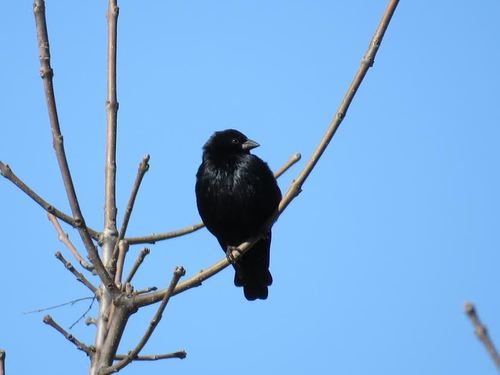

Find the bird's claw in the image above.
[{"left": 226, "top": 246, "right": 242, "bottom": 264}]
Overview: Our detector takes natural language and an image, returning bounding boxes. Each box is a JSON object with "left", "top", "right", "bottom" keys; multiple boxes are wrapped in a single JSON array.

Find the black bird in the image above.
[{"left": 195, "top": 129, "right": 282, "bottom": 300}]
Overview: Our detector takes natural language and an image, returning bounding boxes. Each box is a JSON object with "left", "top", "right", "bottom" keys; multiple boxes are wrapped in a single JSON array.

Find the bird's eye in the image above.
[{"left": 231, "top": 138, "right": 239, "bottom": 144}]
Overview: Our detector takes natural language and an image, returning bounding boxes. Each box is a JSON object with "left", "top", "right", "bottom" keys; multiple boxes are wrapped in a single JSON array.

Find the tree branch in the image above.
[
  {"left": 114, "top": 351, "right": 186, "bottom": 361},
  {"left": 49, "top": 214, "right": 94, "bottom": 271},
  {"left": 123, "top": 152, "right": 301, "bottom": 245},
  {"left": 134, "top": 0, "right": 399, "bottom": 308},
  {"left": 33, "top": 0, "right": 116, "bottom": 294},
  {"left": 125, "top": 223, "right": 205, "bottom": 245},
  {"left": 91, "top": 2, "right": 121, "bottom": 373},
  {"left": 114, "top": 240, "right": 128, "bottom": 285},
  {"left": 0, "top": 162, "right": 100, "bottom": 240},
  {"left": 43, "top": 315, "right": 93, "bottom": 356},
  {"left": 55, "top": 252, "right": 97, "bottom": 294},
  {"left": 116, "top": 155, "right": 150, "bottom": 247},
  {"left": 103, "top": 267, "right": 185, "bottom": 374},
  {"left": 125, "top": 248, "right": 150, "bottom": 285},
  {"left": 104, "top": 0, "right": 119, "bottom": 236},
  {"left": 464, "top": 302, "right": 500, "bottom": 369}
]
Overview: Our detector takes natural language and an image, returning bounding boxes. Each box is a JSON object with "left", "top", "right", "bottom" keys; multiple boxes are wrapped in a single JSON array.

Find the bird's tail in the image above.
[{"left": 233, "top": 233, "right": 273, "bottom": 301}]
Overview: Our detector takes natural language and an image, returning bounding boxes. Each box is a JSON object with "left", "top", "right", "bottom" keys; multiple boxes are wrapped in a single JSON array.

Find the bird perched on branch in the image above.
[{"left": 195, "top": 129, "right": 282, "bottom": 300}]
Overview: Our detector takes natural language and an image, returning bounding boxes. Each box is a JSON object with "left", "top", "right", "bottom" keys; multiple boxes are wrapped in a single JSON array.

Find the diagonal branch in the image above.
[
  {"left": 43, "top": 315, "right": 93, "bottom": 356},
  {"left": 55, "top": 251, "right": 97, "bottom": 294},
  {"left": 125, "top": 248, "right": 150, "bottom": 285},
  {"left": 464, "top": 302, "right": 500, "bottom": 369},
  {"left": 134, "top": 0, "right": 399, "bottom": 308},
  {"left": 111, "top": 155, "right": 149, "bottom": 263},
  {"left": 49, "top": 213, "right": 94, "bottom": 271},
  {"left": 124, "top": 152, "right": 301, "bottom": 246},
  {"left": 33, "top": 0, "right": 116, "bottom": 294},
  {"left": 103, "top": 267, "right": 186, "bottom": 374},
  {"left": 0, "top": 162, "right": 100, "bottom": 240},
  {"left": 117, "top": 155, "right": 150, "bottom": 244}
]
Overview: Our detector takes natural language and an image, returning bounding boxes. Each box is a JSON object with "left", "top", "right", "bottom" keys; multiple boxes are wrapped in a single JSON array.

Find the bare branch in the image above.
[
  {"left": 104, "top": 267, "right": 185, "bottom": 374},
  {"left": 125, "top": 223, "right": 205, "bottom": 245},
  {"left": 464, "top": 302, "right": 500, "bottom": 369},
  {"left": 0, "top": 162, "right": 100, "bottom": 240},
  {"left": 274, "top": 152, "right": 301, "bottom": 178},
  {"left": 114, "top": 351, "right": 186, "bottom": 361},
  {"left": 55, "top": 252, "right": 97, "bottom": 293},
  {"left": 117, "top": 155, "right": 150, "bottom": 245},
  {"left": 125, "top": 248, "right": 150, "bottom": 285},
  {"left": 0, "top": 349, "right": 5, "bottom": 375},
  {"left": 111, "top": 154, "right": 149, "bottom": 271},
  {"left": 124, "top": 151, "right": 301, "bottom": 245},
  {"left": 24, "top": 297, "right": 95, "bottom": 314},
  {"left": 69, "top": 297, "right": 97, "bottom": 330},
  {"left": 135, "top": 0, "right": 399, "bottom": 308},
  {"left": 33, "top": 0, "right": 116, "bottom": 294},
  {"left": 278, "top": 0, "right": 400, "bottom": 215},
  {"left": 49, "top": 214, "right": 94, "bottom": 271},
  {"left": 114, "top": 240, "right": 128, "bottom": 285},
  {"left": 43, "top": 315, "right": 93, "bottom": 356},
  {"left": 104, "top": 0, "right": 119, "bottom": 235}
]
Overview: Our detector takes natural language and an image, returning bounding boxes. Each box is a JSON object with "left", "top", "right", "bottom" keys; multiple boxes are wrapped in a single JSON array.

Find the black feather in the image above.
[{"left": 195, "top": 129, "right": 282, "bottom": 300}]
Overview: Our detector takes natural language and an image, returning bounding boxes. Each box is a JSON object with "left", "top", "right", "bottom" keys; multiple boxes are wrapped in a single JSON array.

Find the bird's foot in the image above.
[{"left": 226, "top": 246, "right": 242, "bottom": 264}]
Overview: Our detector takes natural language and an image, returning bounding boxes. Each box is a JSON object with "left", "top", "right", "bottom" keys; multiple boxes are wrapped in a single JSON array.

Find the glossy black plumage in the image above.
[{"left": 195, "top": 129, "right": 281, "bottom": 300}]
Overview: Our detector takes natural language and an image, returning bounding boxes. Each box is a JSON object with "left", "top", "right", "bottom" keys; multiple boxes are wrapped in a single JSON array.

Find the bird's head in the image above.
[{"left": 203, "top": 129, "right": 260, "bottom": 157}]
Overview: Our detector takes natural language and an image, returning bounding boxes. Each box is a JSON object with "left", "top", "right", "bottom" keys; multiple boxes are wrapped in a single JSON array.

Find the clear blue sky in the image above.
[{"left": 1, "top": 1, "right": 499, "bottom": 374}]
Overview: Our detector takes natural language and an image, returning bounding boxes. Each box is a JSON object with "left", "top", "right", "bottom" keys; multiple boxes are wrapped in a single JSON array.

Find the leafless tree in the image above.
[{"left": 0, "top": 0, "right": 400, "bottom": 374}]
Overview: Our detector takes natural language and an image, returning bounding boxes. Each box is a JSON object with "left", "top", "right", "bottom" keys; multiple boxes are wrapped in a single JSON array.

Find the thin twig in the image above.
[
  {"left": 135, "top": 0, "right": 400, "bottom": 308},
  {"left": 69, "top": 297, "right": 97, "bottom": 330},
  {"left": 114, "top": 351, "right": 186, "bottom": 361},
  {"left": 103, "top": 267, "right": 185, "bottom": 374},
  {"left": 124, "top": 152, "right": 301, "bottom": 245},
  {"left": 33, "top": 0, "right": 116, "bottom": 294},
  {"left": 0, "top": 162, "right": 100, "bottom": 240},
  {"left": 274, "top": 152, "right": 301, "bottom": 178},
  {"left": 24, "top": 297, "right": 95, "bottom": 314},
  {"left": 49, "top": 214, "right": 94, "bottom": 271},
  {"left": 43, "top": 315, "right": 93, "bottom": 356},
  {"left": 55, "top": 252, "right": 97, "bottom": 293},
  {"left": 464, "top": 302, "right": 500, "bottom": 369},
  {"left": 113, "top": 155, "right": 150, "bottom": 259},
  {"left": 125, "top": 223, "right": 205, "bottom": 245},
  {"left": 125, "top": 248, "right": 150, "bottom": 285},
  {"left": 0, "top": 349, "right": 5, "bottom": 375}
]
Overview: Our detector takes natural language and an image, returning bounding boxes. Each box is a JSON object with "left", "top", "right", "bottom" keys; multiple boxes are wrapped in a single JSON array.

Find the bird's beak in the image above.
[{"left": 242, "top": 139, "right": 260, "bottom": 151}]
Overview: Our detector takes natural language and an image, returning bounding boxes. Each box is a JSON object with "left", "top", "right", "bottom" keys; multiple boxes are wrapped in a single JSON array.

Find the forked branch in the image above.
[
  {"left": 33, "top": 0, "right": 116, "bottom": 294},
  {"left": 102, "top": 267, "right": 186, "bottom": 374}
]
